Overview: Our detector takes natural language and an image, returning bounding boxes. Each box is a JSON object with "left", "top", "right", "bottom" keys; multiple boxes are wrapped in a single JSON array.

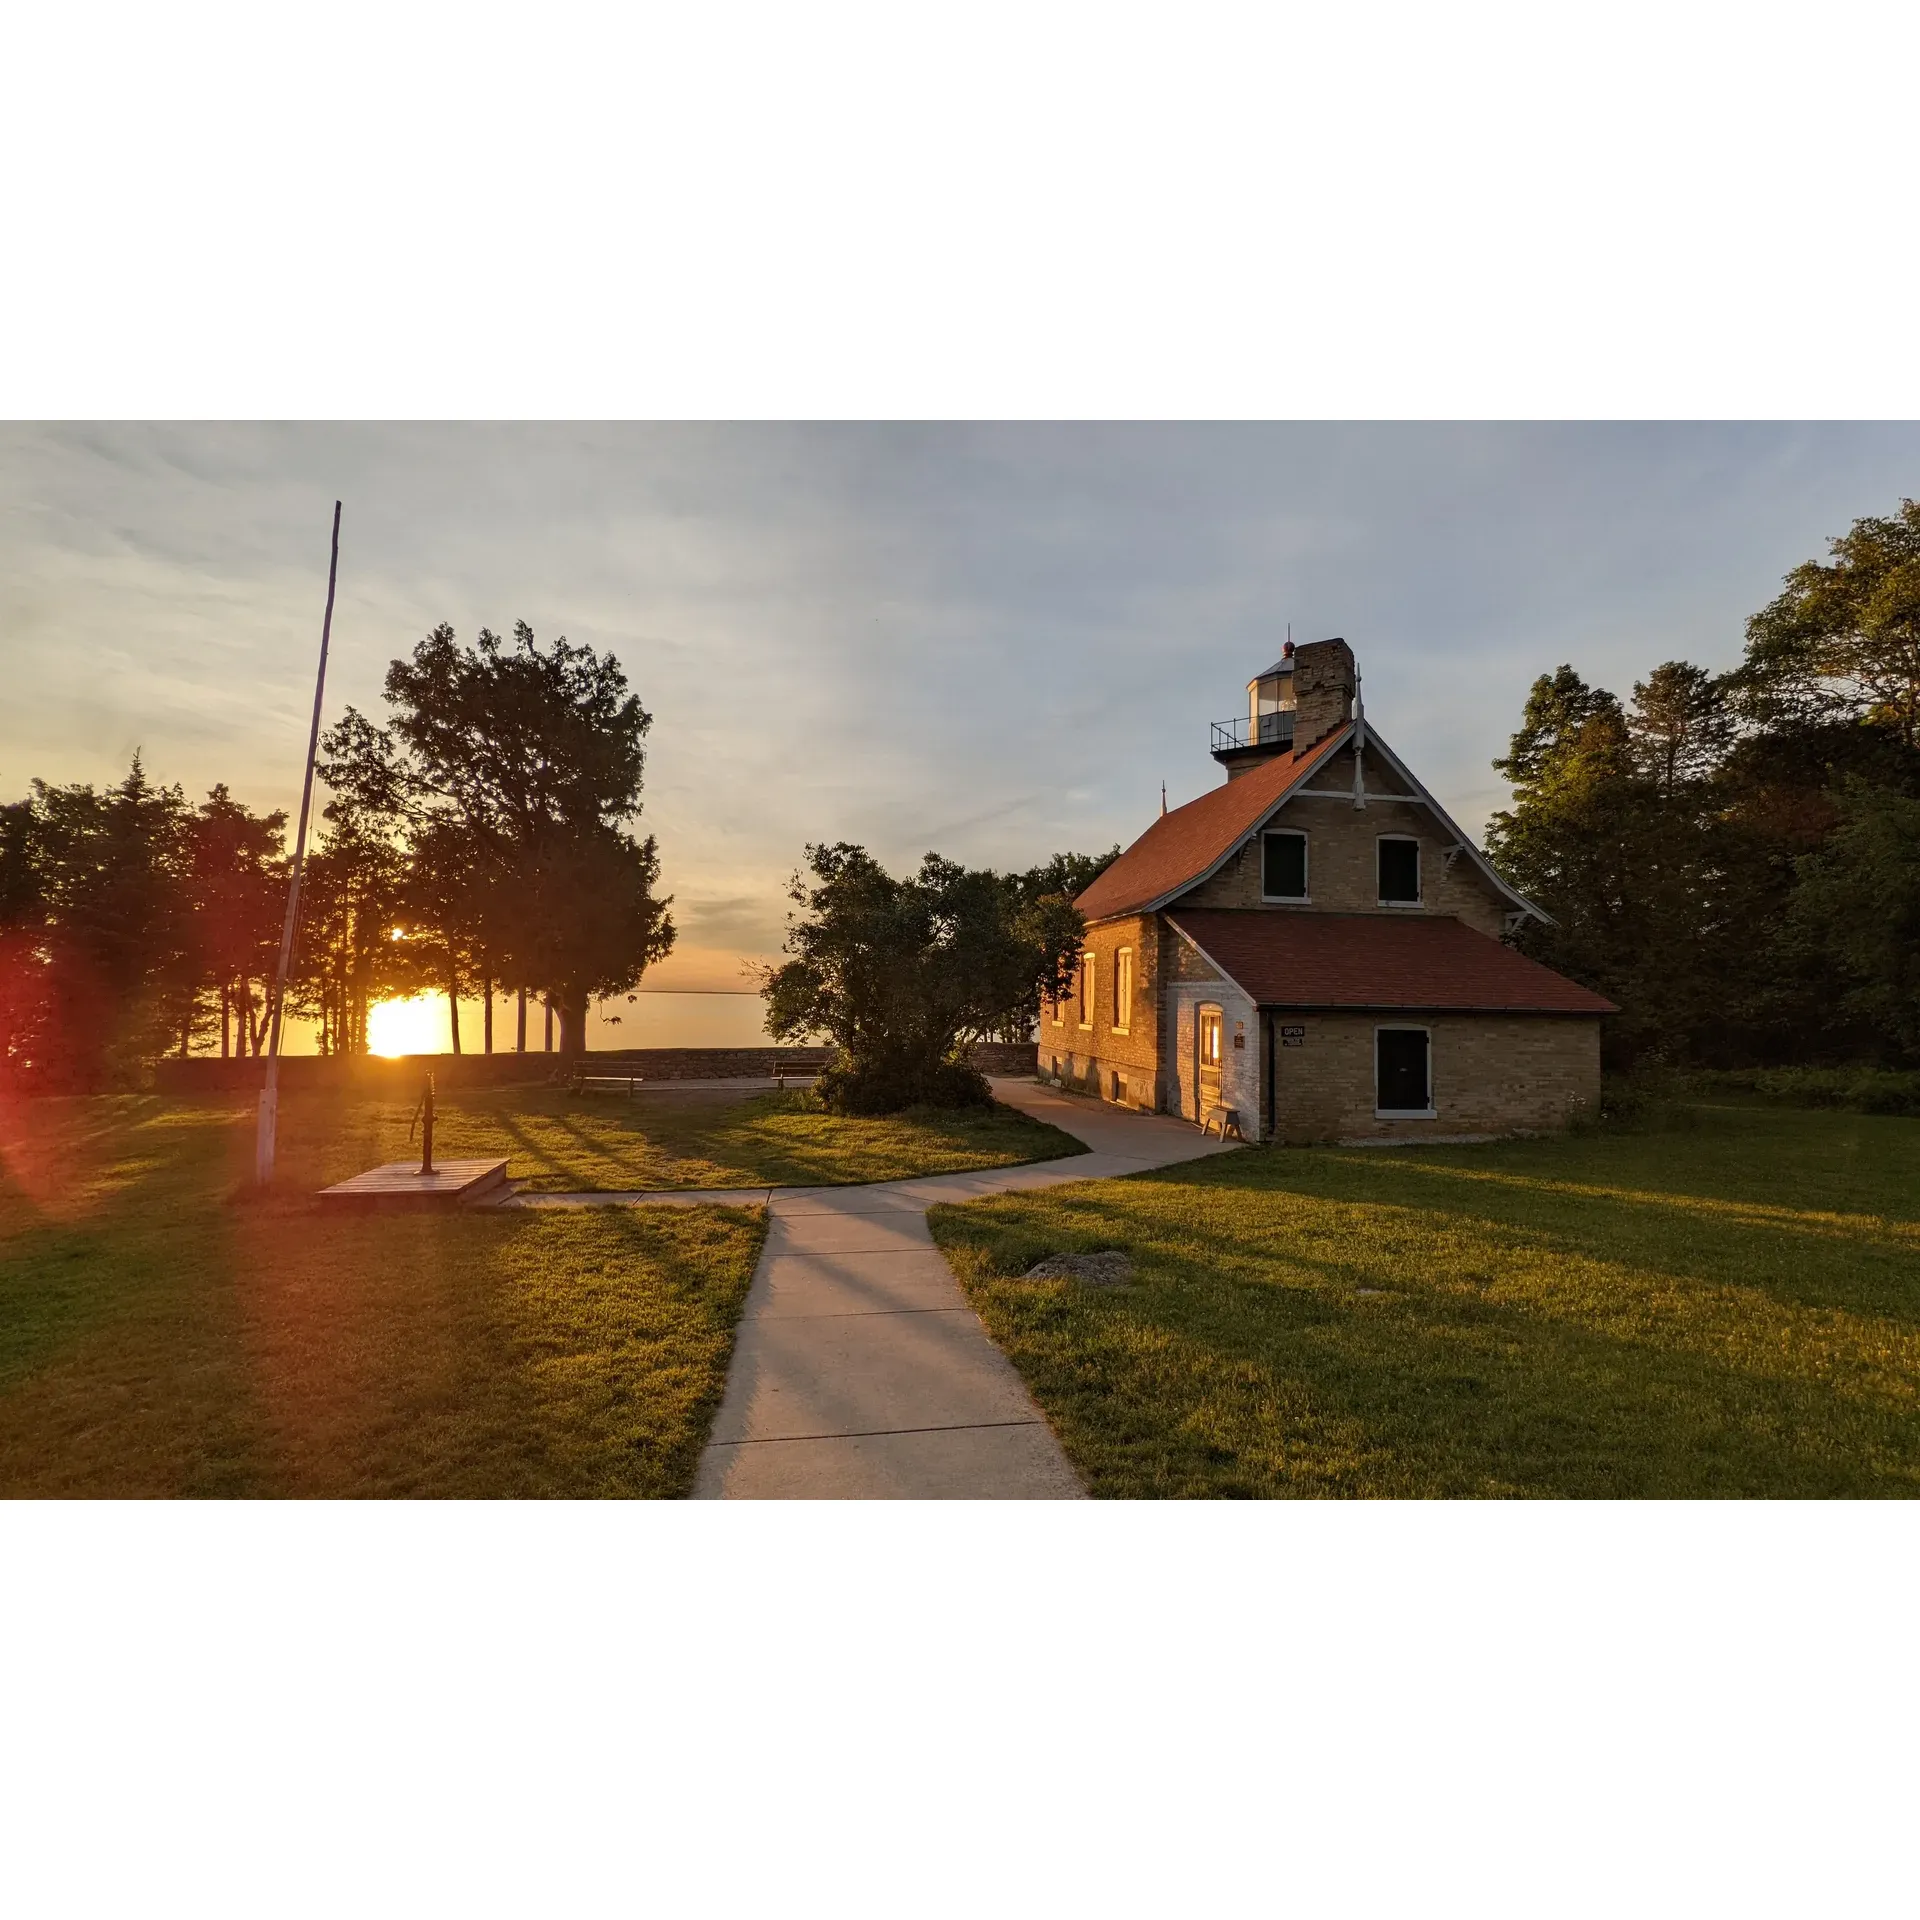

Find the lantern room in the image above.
[
  {"left": 1248, "top": 642, "right": 1297, "bottom": 744},
  {"left": 1210, "top": 639, "right": 1300, "bottom": 775}
]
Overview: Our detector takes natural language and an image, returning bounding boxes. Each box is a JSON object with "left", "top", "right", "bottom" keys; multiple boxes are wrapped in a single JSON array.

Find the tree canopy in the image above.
[
  {"left": 1734, "top": 499, "right": 1920, "bottom": 745},
  {"left": 1490, "top": 497, "right": 1920, "bottom": 1070},
  {"left": 0, "top": 761, "right": 293, "bottom": 1086},
  {"left": 1, "top": 619, "right": 676, "bottom": 1084},
  {"left": 762, "top": 843, "right": 1094, "bottom": 1112},
  {"left": 319, "top": 621, "right": 674, "bottom": 1054}
]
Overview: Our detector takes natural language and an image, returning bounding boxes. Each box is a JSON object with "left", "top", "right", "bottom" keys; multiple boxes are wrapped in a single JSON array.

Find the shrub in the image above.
[{"left": 811, "top": 1052, "right": 991, "bottom": 1115}]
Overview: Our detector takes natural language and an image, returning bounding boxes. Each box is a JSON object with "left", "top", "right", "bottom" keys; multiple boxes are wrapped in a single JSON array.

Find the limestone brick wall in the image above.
[
  {"left": 1175, "top": 744, "right": 1506, "bottom": 936},
  {"left": 1265, "top": 1012, "right": 1601, "bottom": 1143},
  {"left": 1038, "top": 913, "right": 1164, "bottom": 1110},
  {"left": 1166, "top": 978, "right": 1260, "bottom": 1129}
]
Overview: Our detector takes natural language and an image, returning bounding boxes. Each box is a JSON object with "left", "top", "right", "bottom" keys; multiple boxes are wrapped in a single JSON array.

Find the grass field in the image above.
[
  {"left": 276, "top": 1081, "right": 1084, "bottom": 1192},
  {"left": 927, "top": 1102, "right": 1920, "bottom": 1498},
  {"left": 0, "top": 1091, "right": 769, "bottom": 1497},
  {"left": 0, "top": 1080, "right": 1080, "bottom": 1497}
]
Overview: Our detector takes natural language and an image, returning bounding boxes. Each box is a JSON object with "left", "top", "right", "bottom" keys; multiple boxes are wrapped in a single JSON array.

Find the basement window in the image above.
[
  {"left": 1375, "top": 1026, "right": 1434, "bottom": 1116},
  {"left": 1378, "top": 835, "right": 1422, "bottom": 906},
  {"left": 1261, "top": 830, "right": 1309, "bottom": 902}
]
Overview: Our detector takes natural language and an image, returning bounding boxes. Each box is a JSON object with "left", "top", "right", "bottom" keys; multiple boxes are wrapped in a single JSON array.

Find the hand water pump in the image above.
[{"left": 407, "top": 1073, "right": 437, "bottom": 1176}]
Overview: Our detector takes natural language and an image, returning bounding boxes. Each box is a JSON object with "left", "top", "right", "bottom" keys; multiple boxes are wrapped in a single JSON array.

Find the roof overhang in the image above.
[
  {"left": 1078, "top": 722, "right": 1550, "bottom": 931},
  {"left": 1080, "top": 726, "right": 1356, "bottom": 924}
]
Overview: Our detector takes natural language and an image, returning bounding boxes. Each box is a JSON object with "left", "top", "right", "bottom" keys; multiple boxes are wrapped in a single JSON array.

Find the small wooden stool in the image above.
[{"left": 1202, "top": 1104, "right": 1245, "bottom": 1141}]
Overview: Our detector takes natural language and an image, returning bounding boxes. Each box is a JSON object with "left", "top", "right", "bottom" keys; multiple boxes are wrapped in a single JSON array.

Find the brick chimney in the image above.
[{"left": 1291, "top": 638, "right": 1355, "bottom": 755}]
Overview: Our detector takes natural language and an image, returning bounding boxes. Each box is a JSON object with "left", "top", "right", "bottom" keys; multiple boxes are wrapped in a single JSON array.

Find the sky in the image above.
[{"left": 3, "top": 422, "right": 1917, "bottom": 1043}]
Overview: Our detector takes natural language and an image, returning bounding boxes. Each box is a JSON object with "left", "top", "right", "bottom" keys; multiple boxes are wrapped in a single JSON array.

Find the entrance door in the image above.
[{"left": 1196, "top": 1005, "right": 1223, "bottom": 1121}]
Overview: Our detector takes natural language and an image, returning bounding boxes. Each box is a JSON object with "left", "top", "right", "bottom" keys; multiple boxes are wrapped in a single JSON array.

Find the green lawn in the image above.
[
  {"left": 276, "top": 1082, "right": 1084, "bottom": 1192},
  {"left": 0, "top": 1080, "right": 1080, "bottom": 1497},
  {"left": 927, "top": 1103, "right": 1920, "bottom": 1498},
  {"left": 0, "top": 1092, "right": 765, "bottom": 1496}
]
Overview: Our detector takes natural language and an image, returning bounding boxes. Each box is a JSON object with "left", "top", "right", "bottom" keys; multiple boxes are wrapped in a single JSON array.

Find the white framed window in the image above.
[
  {"left": 1375, "top": 1025, "right": 1435, "bottom": 1116},
  {"left": 1049, "top": 988, "right": 1064, "bottom": 1027},
  {"left": 1261, "top": 829, "right": 1309, "bottom": 902},
  {"left": 1077, "top": 951, "right": 1095, "bottom": 1029},
  {"left": 1378, "top": 834, "right": 1422, "bottom": 906},
  {"left": 1112, "top": 947, "right": 1133, "bottom": 1034}
]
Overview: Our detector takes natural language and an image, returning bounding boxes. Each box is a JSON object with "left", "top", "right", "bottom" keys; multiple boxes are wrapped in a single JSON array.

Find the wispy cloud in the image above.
[{"left": 4, "top": 422, "right": 1917, "bottom": 969}]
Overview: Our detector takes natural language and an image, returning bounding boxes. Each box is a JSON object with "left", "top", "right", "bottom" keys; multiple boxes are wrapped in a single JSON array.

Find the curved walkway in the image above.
[{"left": 508, "top": 1077, "right": 1235, "bottom": 1498}]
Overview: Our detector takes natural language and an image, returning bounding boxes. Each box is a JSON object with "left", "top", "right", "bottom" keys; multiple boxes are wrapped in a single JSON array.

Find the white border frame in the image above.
[
  {"left": 1077, "top": 950, "right": 1095, "bottom": 1030},
  {"left": 1374, "top": 1022, "right": 1436, "bottom": 1118},
  {"left": 1112, "top": 945, "right": 1133, "bottom": 1035}
]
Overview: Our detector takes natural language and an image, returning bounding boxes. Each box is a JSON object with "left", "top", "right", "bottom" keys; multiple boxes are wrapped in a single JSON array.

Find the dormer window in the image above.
[
  {"left": 1378, "top": 835, "right": 1422, "bottom": 906},
  {"left": 1261, "top": 830, "right": 1308, "bottom": 902}
]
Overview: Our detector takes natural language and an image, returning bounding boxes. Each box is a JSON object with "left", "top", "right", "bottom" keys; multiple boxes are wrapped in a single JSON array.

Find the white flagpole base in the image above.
[{"left": 255, "top": 1085, "right": 278, "bottom": 1186}]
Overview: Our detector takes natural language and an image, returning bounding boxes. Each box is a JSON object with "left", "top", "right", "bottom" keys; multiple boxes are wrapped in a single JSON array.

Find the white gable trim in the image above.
[
  {"left": 1092, "top": 722, "right": 1550, "bottom": 930},
  {"left": 1268, "top": 726, "right": 1550, "bottom": 927}
]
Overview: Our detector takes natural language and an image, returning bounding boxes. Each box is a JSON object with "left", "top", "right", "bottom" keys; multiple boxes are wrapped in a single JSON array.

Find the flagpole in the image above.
[{"left": 256, "top": 499, "right": 341, "bottom": 1185}]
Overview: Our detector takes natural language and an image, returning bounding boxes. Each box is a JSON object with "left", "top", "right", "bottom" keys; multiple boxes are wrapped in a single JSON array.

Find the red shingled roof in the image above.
[
  {"left": 1075, "top": 729, "right": 1352, "bottom": 921},
  {"left": 1167, "top": 909, "right": 1617, "bottom": 1014}
]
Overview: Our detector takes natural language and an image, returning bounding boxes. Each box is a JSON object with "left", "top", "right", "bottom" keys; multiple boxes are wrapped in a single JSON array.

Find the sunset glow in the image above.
[{"left": 367, "top": 994, "right": 447, "bottom": 1058}]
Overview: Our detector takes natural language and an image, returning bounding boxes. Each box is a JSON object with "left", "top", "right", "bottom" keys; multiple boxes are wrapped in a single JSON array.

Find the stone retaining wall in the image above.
[{"left": 152, "top": 1040, "right": 1037, "bottom": 1096}]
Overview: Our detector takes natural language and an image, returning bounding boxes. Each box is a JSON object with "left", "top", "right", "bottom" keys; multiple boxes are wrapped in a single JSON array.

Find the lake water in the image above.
[{"left": 259, "top": 989, "right": 775, "bottom": 1057}]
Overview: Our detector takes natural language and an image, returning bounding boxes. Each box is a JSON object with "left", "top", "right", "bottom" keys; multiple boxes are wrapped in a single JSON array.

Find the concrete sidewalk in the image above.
[
  {"left": 688, "top": 1078, "right": 1232, "bottom": 1499},
  {"left": 502, "top": 1076, "right": 1232, "bottom": 1496}
]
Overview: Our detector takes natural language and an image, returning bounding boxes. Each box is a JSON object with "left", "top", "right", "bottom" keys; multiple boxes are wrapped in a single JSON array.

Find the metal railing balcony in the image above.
[{"left": 1210, "top": 711, "right": 1296, "bottom": 754}]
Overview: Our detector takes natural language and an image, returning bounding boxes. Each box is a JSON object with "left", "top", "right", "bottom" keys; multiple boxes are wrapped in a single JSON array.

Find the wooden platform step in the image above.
[{"left": 318, "top": 1158, "right": 510, "bottom": 1211}]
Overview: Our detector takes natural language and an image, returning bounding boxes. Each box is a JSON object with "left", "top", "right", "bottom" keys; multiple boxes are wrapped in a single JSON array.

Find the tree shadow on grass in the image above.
[
  {"left": 222, "top": 1201, "right": 758, "bottom": 1496},
  {"left": 1118, "top": 1140, "right": 1920, "bottom": 1328},
  {"left": 3, "top": 1138, "right": 764, "bottom": 1498},
  {"left": 0, "top": 1101, "right": 273, "bottom": 1493},
  {"left": 931, "top": 1174, "right": 1920, "bottom": 1499}
]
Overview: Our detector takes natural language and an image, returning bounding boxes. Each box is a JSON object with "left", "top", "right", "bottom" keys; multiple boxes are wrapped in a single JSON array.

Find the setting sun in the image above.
[{"left": 366, "top": 993, "right": 448, "bottom": 1058}]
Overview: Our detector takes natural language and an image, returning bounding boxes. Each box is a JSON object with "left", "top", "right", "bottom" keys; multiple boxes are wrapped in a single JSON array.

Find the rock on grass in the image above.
[{"left": 1022, "top": 1250, "right": 1133, "bottom": 1288}]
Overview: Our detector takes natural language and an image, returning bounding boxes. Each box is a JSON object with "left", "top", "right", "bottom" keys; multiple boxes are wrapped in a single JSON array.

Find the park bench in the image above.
[
  {"left": 569, "top": 1068, "right": 821, "bottom": 1095},
  {"left": 574, "top": 1073, "right": 647, "bottom": 1096}
]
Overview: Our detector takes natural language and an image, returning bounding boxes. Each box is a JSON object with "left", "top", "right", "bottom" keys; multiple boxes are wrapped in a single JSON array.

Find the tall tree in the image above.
[
  {"left": 3, "top": 758, "right": 190, "bottom": 1086},
  {"left": 321, "top": 621, "right": 674, "bottom": 1054},
  {"left": 1488, "top": 667, "right": 1739, "bottom": 1066},
  {"left": 181, "top": 784, "right": 287, "bottom": 1060},
  {"left": 288, "top": 820, "right": 417, "bottom": 1056},
  {"left": 0, "top": 795, "right": 50, "bottom": 1084},
  {"left": 1487, "top": 501, "right": 1920, "bottom": 1069},
  {"left": 1629, "top": 661, "right": 1733, "bottom": 798},
  {"left": 1735, "top": 498, "right": 1920, "bottom": 745},
  {"left": 1787, "top": 781, "right": 1920, "bottom": 1060}
]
